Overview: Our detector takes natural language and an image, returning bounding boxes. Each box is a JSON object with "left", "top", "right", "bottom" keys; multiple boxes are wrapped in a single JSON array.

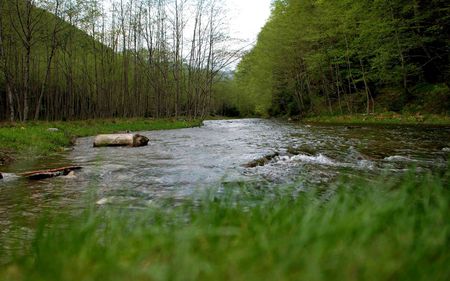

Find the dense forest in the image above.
[
  {"left": 0, "top": 0, "right": 237, "bottom": 121},
  {"left": 1, "top": 0, "right": 449, "bottom": 121},
  {"left": 230, "top": 0, "right": 450, "bottom": 117}
]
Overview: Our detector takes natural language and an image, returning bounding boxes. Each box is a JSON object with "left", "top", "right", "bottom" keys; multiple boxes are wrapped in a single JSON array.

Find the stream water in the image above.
[{"left": 1, "top": 119, "right": 449, "bottom": 257}]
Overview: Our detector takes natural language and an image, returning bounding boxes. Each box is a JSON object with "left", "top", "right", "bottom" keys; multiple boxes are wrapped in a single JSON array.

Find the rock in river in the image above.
[
  {"left": 0, "top": 172, "right": 3, "bottom": 180},
  {"left": 287, "top": 145, "right": 316, "bottom": 156},
  {"left": 93, "top": 134, "right": 149, "bottom": 147},
  {"left": 244, "top": 152, "right": 280, "bottom": 168}
]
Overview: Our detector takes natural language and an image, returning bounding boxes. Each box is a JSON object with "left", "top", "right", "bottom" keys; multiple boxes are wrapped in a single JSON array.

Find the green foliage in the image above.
[
  {"left": 409, "top": 84, "right": 450, "bottom": 114},
  {"left": 1, "top": 171, "right": 449, "bottom": 280},
  {"left": 231, "top": 0, "right": 450, "bottom": 117},
  {"left": 211, "top": 77, "right": 242, "bottom": 117}
]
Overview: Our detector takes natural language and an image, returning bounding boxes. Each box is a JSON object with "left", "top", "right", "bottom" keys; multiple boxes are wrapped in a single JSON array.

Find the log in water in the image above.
[
  {"left": 93, "top": 134, "right": 149, "bottom": 147},
  {"left": 21, "top": 166, "right": 82, "bottom": 180}
]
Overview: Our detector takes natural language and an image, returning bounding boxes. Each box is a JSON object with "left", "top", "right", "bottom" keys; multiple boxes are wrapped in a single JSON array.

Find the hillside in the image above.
[
  {"left": 0, "top": 0, "right": 231, "bottom": 121},
  {"left": 0, "top": 0, "right": 114, "bottom": 121},
  {"left": 230, "top": 0, "right": 450, "bottom": 117}
]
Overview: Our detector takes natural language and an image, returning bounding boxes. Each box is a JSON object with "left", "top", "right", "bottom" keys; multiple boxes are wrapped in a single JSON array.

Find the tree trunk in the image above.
[
  {"left": 0, "top": 9, "right": 15, "bottom": 121},
  {"left": 359, "top": 58, "right": 374, "bottom": 114}
]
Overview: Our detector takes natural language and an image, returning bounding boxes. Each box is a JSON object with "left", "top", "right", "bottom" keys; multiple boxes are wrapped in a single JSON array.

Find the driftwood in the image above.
[
  {"left": 93, "top": 134, "right": 149, "bottom": 148},
  {"left": 21, "top": 166, "right": 82, "bottom": 180}
]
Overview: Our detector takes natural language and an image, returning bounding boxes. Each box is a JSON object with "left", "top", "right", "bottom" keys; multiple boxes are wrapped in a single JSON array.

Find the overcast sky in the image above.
[
  {"left": 227, "top": 0, "right": 272, "bottom": 45},
  {"left": 100, "top": 0, "right": 272, "bottom": 68},
  {"left": 101, "top": 0, "right": 271, "bottom": 45}
]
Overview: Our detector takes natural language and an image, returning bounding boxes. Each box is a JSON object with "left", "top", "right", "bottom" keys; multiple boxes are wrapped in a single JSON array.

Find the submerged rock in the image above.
[
  {"left": 244, "top": 152, "right": 280, "bottom": 168},
  {"left": 93, "top": 134, "right": 149, "bottom": 147},
  {"left": 96, "top": 198, "right": 110, "bottom": 205},
  {"left": 346, "top": 126, "right": 362, "bottom": 130},
  {"left": 287, "top": 145, "right": 316, "bottom": 156}
]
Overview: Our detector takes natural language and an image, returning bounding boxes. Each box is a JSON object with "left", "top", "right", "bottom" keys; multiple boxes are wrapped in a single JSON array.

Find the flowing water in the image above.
[{"left": 1, "top": 119, "right": 449, "bottom": 258}]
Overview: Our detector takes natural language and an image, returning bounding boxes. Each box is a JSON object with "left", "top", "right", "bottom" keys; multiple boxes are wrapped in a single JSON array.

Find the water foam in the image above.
[
  {"left": 0, "top": 173, "right": 20, "bottom": 182},
  {"left": 292, "top": 154, "right": 335, "bottom": 165},
  {"left": 384, "top": 155, "right": 412, "bottom": 162}
]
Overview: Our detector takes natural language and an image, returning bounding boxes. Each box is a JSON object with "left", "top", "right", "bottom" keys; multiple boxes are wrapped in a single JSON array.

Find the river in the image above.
[{"left": 1, "top": 119, "right": 449, "bottom": 258}]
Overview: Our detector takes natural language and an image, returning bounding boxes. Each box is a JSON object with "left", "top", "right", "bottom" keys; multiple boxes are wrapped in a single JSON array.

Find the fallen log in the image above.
[
  {"left": 93, "top": 134, "right": 149, "bottom": 148},
  {"left": 21, "top": 166, "right": 82, "bottom": 180}
]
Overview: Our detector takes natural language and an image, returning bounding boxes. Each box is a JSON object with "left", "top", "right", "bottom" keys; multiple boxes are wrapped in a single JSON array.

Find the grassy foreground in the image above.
[
  {"left": 0, "top": 119, "right": 202, "bottom": 163},
  {"left": 1, "top": 171, "right": 449, "bottom": 281},
  {"left": 302, "top": 113, "right": 450, "bottom": 126}
]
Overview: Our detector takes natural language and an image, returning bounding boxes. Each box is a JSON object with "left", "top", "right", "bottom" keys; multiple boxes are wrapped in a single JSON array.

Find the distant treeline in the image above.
[
  {"left": 0, "top": 0, "right": 236, "bottom": 121},
  {"left": 231, "top": 0, "right": 450, "bottom": 117}
]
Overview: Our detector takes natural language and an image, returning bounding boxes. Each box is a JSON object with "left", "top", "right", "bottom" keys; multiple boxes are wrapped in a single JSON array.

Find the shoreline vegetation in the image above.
[
  {"left": 300, "top": 113, "right": 450, "bottom": 126},
  {"left": 0, "top": 119, "right": 202, "bottom": 165},
  {"left": 1, "top": 171, "right": 449, "bottom": 280},
  {"left": 228, "top": 1, "right": 450, "bottom": 119}
]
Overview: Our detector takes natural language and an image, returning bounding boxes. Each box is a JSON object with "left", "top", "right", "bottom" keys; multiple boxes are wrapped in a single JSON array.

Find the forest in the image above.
[
  {"left": 1, "top": 0, "right": 449, "bottom": 121},
  {"left": 231, "top": 0, "right": 450, "bottom": 117},
  {"left": 0, "top": 0, "right": 237, "bottom": 121}
]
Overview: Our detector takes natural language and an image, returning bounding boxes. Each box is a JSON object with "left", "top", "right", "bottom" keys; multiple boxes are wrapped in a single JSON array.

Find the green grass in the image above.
[
  {"left": 0, "top": 119, "right": 202, "bottom": 161},
  {"left": 1, "top": 171, "right": 449, "bottom": 281},
  {"left": 303, "top": 113, "right": 450, "bottom": 126}
]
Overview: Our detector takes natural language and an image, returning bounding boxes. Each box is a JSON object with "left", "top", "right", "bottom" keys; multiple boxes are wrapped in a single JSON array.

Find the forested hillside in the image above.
[
  {"left": 232, "top": 0, "right": 450, "bottom": 117},
  {"left": 0, "top": 0, "right": 234, "bottom": 121}
]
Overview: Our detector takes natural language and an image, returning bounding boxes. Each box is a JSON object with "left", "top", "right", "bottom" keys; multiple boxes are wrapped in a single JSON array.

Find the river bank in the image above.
[
  {"left": 0, "top": 119, "right": 202, "bottom": 165},
  {"left": 301, "top": 113, "right": 450, "bottom": 126}
]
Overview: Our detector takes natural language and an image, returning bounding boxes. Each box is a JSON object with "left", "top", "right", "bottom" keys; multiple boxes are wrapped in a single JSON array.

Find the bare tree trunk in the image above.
[
  {"left": 120, "top": 0, "right": 129, "bottom": 117},
  {"left": 391, "top": 7, "right": 408, "bottom": 93},
  {"left": 35, "top": 0, "right": 62, "bottom": 120},
  {"left": 359, "top": 58, "right": 374, "bottom": 114},
  {"left": 172, "top": 0, "right": 184, "bottom": 118},
  {"left": 0, "top": 1, "right": 15, "bottom": 121},
  {"left": 11, "top": 0, "right": 45, "bottom": 121},
  {"left": 344, "top": 35, "right": 357, "bottom": 114}
]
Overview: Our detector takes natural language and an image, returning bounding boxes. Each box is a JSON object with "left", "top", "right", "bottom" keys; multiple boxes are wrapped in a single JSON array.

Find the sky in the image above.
[
  {"left": 99, "top": 0, "right": 272, "bottom": 68},
  {"left": 101, "top": 0, "right": 272, "bottom": 47},
  {"left": 226, "top": 0, "right": 272, "bottom": 46}
]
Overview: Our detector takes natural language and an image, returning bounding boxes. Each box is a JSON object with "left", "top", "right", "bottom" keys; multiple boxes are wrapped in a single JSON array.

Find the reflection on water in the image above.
[{"left": 1, "top": 119, "right": 449, "bottom": 257}]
